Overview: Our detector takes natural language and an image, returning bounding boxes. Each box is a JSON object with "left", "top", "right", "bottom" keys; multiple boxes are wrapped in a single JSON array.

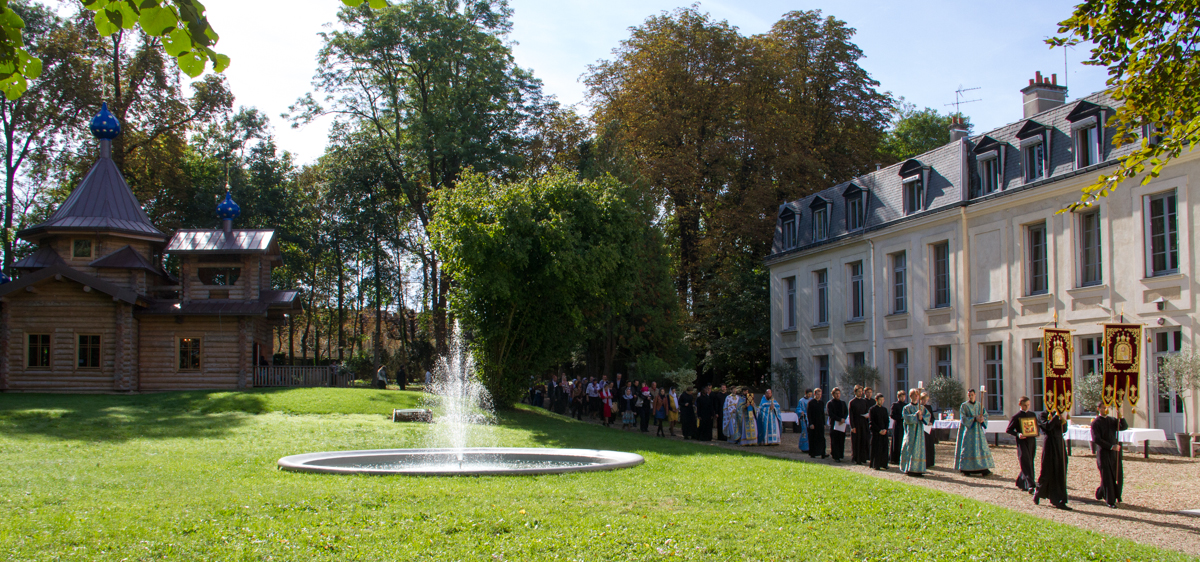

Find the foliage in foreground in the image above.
[{"left": 0, "top": 389, "right": 1187, "bottom": 561}]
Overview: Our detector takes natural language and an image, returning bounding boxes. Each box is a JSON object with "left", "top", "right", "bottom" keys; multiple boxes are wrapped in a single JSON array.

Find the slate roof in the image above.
[
  {"left": 136, "top": 300, "right": 270, "bottom": 316},
  {"left": 16, "top": 157, "right": 164, "bottom": 242},
  {"left": 11, "top": 246, "right": 65, "bottom": 270},
  {"left": 0, "top": 263, "right": 140, "bottom": 304},
  {"left": 768, "top": 89, "right": 1134, "bottom": 261},
  {"left": 166, "top": 229, "right": 277, "bottom": 254},
  {"left": 89, "top": 245, "right": 166, "bottom": 276}
]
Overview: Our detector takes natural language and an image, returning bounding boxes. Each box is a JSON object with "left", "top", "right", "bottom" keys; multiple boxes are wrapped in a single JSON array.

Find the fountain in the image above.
[{"left": 278, "top": 324, "right": 644, "bottom": 476}]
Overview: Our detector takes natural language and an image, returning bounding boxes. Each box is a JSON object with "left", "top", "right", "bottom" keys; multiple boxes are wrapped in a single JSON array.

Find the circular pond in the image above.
[{"left": 277, "top": 447, "right": 644, "bottom": 476}]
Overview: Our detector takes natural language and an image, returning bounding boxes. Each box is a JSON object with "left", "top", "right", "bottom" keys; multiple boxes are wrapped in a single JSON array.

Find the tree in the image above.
[
  {"left": 431, "top": 170, "right": 645, "bottom": 407},
  {"left": 1155, "top": 347, "right": 1200, "bottom": 435},
  {"left": 927, "top": 375, "right": 964, "bottom": 413},
  {"left": 839, "top": 364, "right": 882, "bottom": 390},
  {"left": 879, "top": 100, "right": 970, "bottom": 163},
  {"left": 1052, "top": 0, "right": 1200, "bottom": 207},
  {"left": 1, "top": 1, "right": 96, "bottom": 272},
  {"left": 0, "top": 0, "right": 227, "bottom": 101},
  {"left": 291, "top": 0, "right": 548, "bottom": 353}
]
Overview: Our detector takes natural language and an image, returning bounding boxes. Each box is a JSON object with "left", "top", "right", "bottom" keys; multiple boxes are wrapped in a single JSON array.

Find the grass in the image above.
[{"left": 0, "top": 388, "right": 1186, "bottom": 561}]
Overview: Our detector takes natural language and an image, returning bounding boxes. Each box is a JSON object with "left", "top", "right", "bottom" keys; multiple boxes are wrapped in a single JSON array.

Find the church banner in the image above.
[
  {"left": 1042, "top": 328, "right": 1073, "bottom": 414},
  {"left": 1102, "top": 323, "right": 1142, "bottom": 412}
]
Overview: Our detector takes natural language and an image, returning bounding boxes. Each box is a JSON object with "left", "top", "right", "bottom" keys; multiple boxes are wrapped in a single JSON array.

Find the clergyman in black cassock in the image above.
[
  {"left": 849, "top": 388, "right": 872, "bottom": 465},
  {"left": 679, "top": 388, "right": 696, "bottom": 439},
  {"left": 806, "top": 389, "right": 827, "bottom": 458},
  {"left": 869, "top": 394, "right": 891, "bottom": 470},
  {"left": 1005, "top": 397, "right": 1038, "bottom": 492},
  {"left": 712, "top": 386, "right": 728, "bottom": 442},
  {"left": 1033, "top": 410, "right": 1070, "bottom": 509},
  {"left": 827, "top": 388, "right": 848, "bottom": 462},
  {"left": 1091, "top": 403, "right": 1128, "bottom": 508},
  {"left": 890, "top": 391, "right": 906, "bottom": 464},
  {"left": 695, "top": 386, "right": 713, "bottom": 441}
]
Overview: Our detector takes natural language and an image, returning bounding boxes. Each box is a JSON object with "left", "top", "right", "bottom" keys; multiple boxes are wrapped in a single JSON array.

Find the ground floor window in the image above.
[
  {"left": 1029, "top": 340, "right": 1044, "bottom": 412},
  {"left": 77, "top": 335, "right": 101, "bottom": 369},
  {"left": 817, "top": 355, "right": 829, "bottom": 397},
  {"left": 984, "top": 343, "right": 1004, "bottom": 413},
  {"left": 27, "top": 334, "right": 50, "bottom": 368},
  {"left": 893, "top": 349, "right": 909, "bottom": 394},
  {"left": 179, "top": 337, "right": 202, "bottom": 371}
]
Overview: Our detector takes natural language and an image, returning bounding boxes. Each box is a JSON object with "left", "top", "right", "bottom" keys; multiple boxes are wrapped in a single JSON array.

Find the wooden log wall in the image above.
[
  {"left": 3, "top": 280, "right": 121, "bottom": 392},
  {"left": 137, "top": 315, "right": 246, "bottom": 391}
]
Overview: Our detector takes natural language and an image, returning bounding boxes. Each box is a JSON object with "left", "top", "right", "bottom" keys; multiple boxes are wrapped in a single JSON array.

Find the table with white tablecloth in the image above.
[
  {"left": 781, "top": 411, "right": 798, "bottom": 430},
  {"left": 932, "top": 419, "right": 1010, "bottom": 446},
  {"left": 1063, "top": 424, "right": 1167, "bottom": 458}
]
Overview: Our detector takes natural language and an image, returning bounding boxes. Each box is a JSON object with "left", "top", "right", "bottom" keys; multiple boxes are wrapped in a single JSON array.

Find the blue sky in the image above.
[{"left": 196, "top": 0, "right": 1110, "bottom": 164}]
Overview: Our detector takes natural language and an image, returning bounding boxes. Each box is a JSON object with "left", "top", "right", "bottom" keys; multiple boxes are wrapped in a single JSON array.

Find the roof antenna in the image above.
[{"left": 944, "top": 85, "right": 982, "bottom": 118}]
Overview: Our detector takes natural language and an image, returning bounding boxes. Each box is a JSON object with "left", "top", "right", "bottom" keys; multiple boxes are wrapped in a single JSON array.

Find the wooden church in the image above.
[{"left": 0, "top": 103, "right": 300, "bottom": 392}]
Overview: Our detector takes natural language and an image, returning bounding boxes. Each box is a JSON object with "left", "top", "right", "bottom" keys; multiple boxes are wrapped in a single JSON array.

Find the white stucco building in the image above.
[{"left": 766, "top": 74, "right": 1198, "bottom": 436}]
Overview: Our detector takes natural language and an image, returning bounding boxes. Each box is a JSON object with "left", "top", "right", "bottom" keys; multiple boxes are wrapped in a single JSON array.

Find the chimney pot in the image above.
[
  {"left": 1051, "top": 73, "right": 1057, "bottom": 85},
  {"left": 1029, "top": 78, "right": 1035, "bottom": 86},
  {"left": 1036, "top": 71, "right": 1043, "bottom": 83},
  {"left": 1021, "top": 71, "right": 1067, "bottom": 118}
]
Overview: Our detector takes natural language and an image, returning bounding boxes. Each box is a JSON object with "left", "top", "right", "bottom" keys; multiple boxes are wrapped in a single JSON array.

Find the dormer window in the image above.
[
  {"left": 780, "top": 208, "right": 797, "bottom": 249},
  {"left": 898, "top": 159, "right": 928, "bottom": 215},
  {"left": 972, "top": 137, "right": 1006, "bottom": 197},
  {"left": 813, "top": 207, "right": 828, "bottom": 240},
  {"left": 1066, "top": 101, "right": 1105, "bottom": 169},
  {"left": 979, "top": 155, "right": 1001, "bottom": 195},
  {"left": 1016, "top": 120, "right": 1049, "bottom": 183},
  {"left": 843, "top": 184, "right": 865, "bottom": 231},
  {"left": 72, "top": 239, "right": 93, "bottom": 259}
]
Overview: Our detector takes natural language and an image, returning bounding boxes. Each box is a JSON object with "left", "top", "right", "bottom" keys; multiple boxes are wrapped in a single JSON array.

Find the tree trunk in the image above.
[
  {"left": 337, "top": 238, "right": 345, "bottom": 362},
  {"left": 288, "top": 314, "right": 294, "bottom": 365},
  {"left": 373, "top": 237, "right": 383, "bottom": 372}
]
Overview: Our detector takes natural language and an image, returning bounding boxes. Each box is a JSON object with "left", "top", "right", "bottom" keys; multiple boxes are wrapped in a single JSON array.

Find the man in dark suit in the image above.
[
  {"left": 807, "top": 388, "right": 828, "bottom": 458},
  {"left": 890, "top": 390, "right": 907, "bottom": 464},
  {"left": 712, "top": 384, "right": 728, "bottom": 442},
  {"left": 695, "top": 385, "right": 714, "bottom": 441}
]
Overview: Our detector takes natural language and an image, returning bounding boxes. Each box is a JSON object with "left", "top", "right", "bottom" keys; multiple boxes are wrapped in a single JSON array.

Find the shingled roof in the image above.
[
  {"left": 16, "top": 156, "right": 165, "bottom": 242},
  {"left": 11, "top": 246, "right": 64, "bottom": 270},
  {"left": 166, "top": 229, "right": 277, "bottom": 254}
]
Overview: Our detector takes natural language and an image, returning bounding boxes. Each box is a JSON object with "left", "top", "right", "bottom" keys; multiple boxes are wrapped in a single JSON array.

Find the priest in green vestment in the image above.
[
  {"left": 899, "top": 389, "right": 927, "bottom": 476},
  {"left": 954, "top": 388, "right": 995, "bottom": 476}
]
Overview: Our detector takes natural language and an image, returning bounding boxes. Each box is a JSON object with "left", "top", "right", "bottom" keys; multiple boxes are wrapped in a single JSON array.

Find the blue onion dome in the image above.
[
  {"left": 89, "top": 102, "right": 121, "bottom": 140},
  {"left": 216, "top": 190, "right": 241, "bottom": 220}
]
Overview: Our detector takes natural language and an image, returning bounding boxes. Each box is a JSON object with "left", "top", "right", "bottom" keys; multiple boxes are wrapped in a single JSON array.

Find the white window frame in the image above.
[
  {"left": 846, "top": 193, "right": 864, "bottom": 231},
  {"left": 931, "top": 241, "right": 950, "bottom": 309},
  {"left": 1022, "top": 140, "right": 1046, "bottom": 182},
  {"left": 984, "top": 343, "right": 1004, "bottom": 413},
  {"left": 815, "top": 269, "right": 829, "bottom": 325},
  {"left": 893, "top": 348, "right": 909, "bottom": 394},
  {"left": 849, "top": 261, "right": 864, "bottom": 320},
  {"left": 934, "top": 345, "right": 952, "bottom": 379},
  {"left": 1144, "top": 189, "right": 1179, "bottom": 276},
  {"left": 903, "top": 177, "right": 924, "bottom": 215},
  {"left": 1078, "top": 209, "right": 1102, "bottom": 287},
  {"left": 813, "top": 206, "right": 829, "bottom": 241},
  {"left": 977, "top": 153, "right": 1001, "bottom": 196},
  {"left": 1029, "top": 339, "right": 1045, "bottom": 413},
  {"left": 892, "top": 251, "right": 907, "bottom": 314},
  {"left": 1073, "top": 121, "right": 1101, "bottom": 168},
  {"left": 784, "top": 276, "right": 796, "bottom": 329},
  {"left": 1026, "top": 222, "right": 1048, "bottom": 296}
]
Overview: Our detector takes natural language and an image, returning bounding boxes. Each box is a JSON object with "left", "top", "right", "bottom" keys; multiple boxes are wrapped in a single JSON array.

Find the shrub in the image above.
[
  {"left": 661, "top": 367, "right": 697, "bottom": 390},
  {"left": 838, "top": 364, "right": 881, "bottom": 391},
  {"left": 927, "top": 375, "right": 964, "bottom": 413}
]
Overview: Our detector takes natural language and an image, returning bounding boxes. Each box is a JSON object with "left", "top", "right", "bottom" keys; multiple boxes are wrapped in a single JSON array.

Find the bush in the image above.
[
  {"left": 1075, "top": 371, "right": 1104, "bottom": 415},
  {"left": 838, "top": 364, "right": 881, "bottom": 391},
  {"left": 927, "top": 375, "right": 964, "bottom": 413},
  {"left": 770, "top": 361, "right": 805, "bottom": 408},
  {"left": 1154, "top": 347, "right": 1200, "bottom": 433},
  {"left": 636, "top": 354, "right": 670, "bottom": 382},
  {"left": 661, "top": 367, "right": 697, "bottom": 390}
]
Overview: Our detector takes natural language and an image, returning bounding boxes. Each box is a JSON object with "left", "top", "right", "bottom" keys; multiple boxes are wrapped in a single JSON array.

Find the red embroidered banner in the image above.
[
  {"left": 1103, "top": 323, "right": 1142, "bottom": 412},
  {"left": 1042, "top": 328, "right": 1073, "bottom": 414}
]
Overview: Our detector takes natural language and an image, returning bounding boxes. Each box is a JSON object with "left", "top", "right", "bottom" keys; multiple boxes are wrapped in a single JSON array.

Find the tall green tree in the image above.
[
  {"left": 431, "top": 170, "right": 647, "bottom": 407},
  {"left": 290, "top": 0, "right": 548, "bottom": 353},
  {"left": 879, "top": 100, "right": 971, "bottom": 163},
  {"left": 1052, "top": 0, "right": 1200, "bottom": 206}
]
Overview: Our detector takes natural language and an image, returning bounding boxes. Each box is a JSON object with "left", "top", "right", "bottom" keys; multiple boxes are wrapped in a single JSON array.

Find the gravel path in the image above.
[{"left": 599, "top": 418, "right": 1200, "bottom": 557}]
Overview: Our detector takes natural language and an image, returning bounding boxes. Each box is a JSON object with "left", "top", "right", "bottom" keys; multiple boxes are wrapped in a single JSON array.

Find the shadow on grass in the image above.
[{"left": 0, "top": 391, "right": 266, "bottom": 442}]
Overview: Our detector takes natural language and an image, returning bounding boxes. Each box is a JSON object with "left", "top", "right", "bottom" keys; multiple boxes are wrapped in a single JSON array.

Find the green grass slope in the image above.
[{"left": 0, "top": 389, "right": 1185, "bottom": 561}]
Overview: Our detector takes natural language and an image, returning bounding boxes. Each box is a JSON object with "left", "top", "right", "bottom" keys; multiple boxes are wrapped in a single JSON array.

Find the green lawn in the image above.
[{"left": 0, "top": 389, "right": 1184, "bottom": 561}]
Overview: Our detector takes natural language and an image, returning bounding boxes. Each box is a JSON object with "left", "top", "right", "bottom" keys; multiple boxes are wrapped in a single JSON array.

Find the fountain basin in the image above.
[{"left": 278, "top": 447, "right": 644, "bottom": 476}]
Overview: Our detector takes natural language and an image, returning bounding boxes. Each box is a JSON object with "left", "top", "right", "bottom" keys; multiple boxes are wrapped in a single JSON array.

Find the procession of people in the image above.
[{"left": 532, "top": 375, "right": 1138, "bottom": 510}]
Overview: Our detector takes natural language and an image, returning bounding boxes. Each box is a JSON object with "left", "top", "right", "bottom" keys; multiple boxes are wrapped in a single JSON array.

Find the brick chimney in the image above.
[
  {"left": 1020, "top": 71, "right": 1067, "bottom": 118},
  {"left": 949, "top": 116, "right": 969, "bottom": 143}
]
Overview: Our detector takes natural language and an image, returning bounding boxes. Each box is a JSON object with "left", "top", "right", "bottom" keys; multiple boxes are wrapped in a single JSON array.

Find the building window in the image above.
[
  {"left": 1074, "top": 125, "right": 1100, "bottom": 168},
  {"left": 892, "top": 251, "right": 907, "bottom": 314},
  {"left": 1027, "top": 222, "right": 1048, "bottom": 295},
  {"left": 815, "top": 269, "right": 828, "bottom": 325},
  {"left": 893, "top": 349, "right": 909, "bottom": 393},
  {"left": 979, "top": 156, "right": 1001, "bottom": 195},
  {"left": 932, "top": 242, "right": 950, "bottom": 308},
  {"left": 1023, "top": 141, "right": 1046, "bottom": 182},
  {"left": 846, "top": 193, "right": 864, "bottom": 231},
  {"left": 984, "top": 343, "right": 1004, "bottom": 413},
  {"left": 77, "top": 335, "right": 101, "bottom": 369},
  {"left": 1079, "top": 210, "right": 1102, "bottom": 286},
  {"left": 179, "top": 337, "right": 202, "bottom": 371},
  {"left": 817, "top": 355, "right": 830, "bottom": 397},
  {"left": 27, "top": 334, "right": 51, "bottom": 368},
  {"left": 934, "top": 345, "right": 952, "bottom": 379},
  {"left": 849, "top": 261, "right": 864, "bottom": 320},
  {"left": 1146, "top": 190, "right": 1179, "bottom": 276},
  {"left": 904, "top": 178, "right": 924, "bottom": 215},
  {"left": 1156, "top": 330, "right": 1184, "bottom": 415},
  {"left": 1080, "top": 336, "right": 1104, "bottom": 379},
  {"left": 199, "top": 267, "right": 241, "bottom": 286},
  {"left": 813, "top": 207, "right": 828, "bottom": 241},
  {"left": 72, "top": 239, "right": 93, "bottom": 259},
  {"left": 781, "top": 209, "right": 797, "bottom": 249},
  {"left": 1029, "top": 340, "right": 1045, "bottom": 412},
  {"left": 850, "top": 352, "right": 866, "bottom": 367},
  {"left": 784, "top": 276, "right": 796, "bottom": 329}
]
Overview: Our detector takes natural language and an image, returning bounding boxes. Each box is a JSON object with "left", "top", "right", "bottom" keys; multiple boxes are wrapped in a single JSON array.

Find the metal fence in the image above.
[{"left": 253, "top": 366, "right": 355, "bottom": 388}]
